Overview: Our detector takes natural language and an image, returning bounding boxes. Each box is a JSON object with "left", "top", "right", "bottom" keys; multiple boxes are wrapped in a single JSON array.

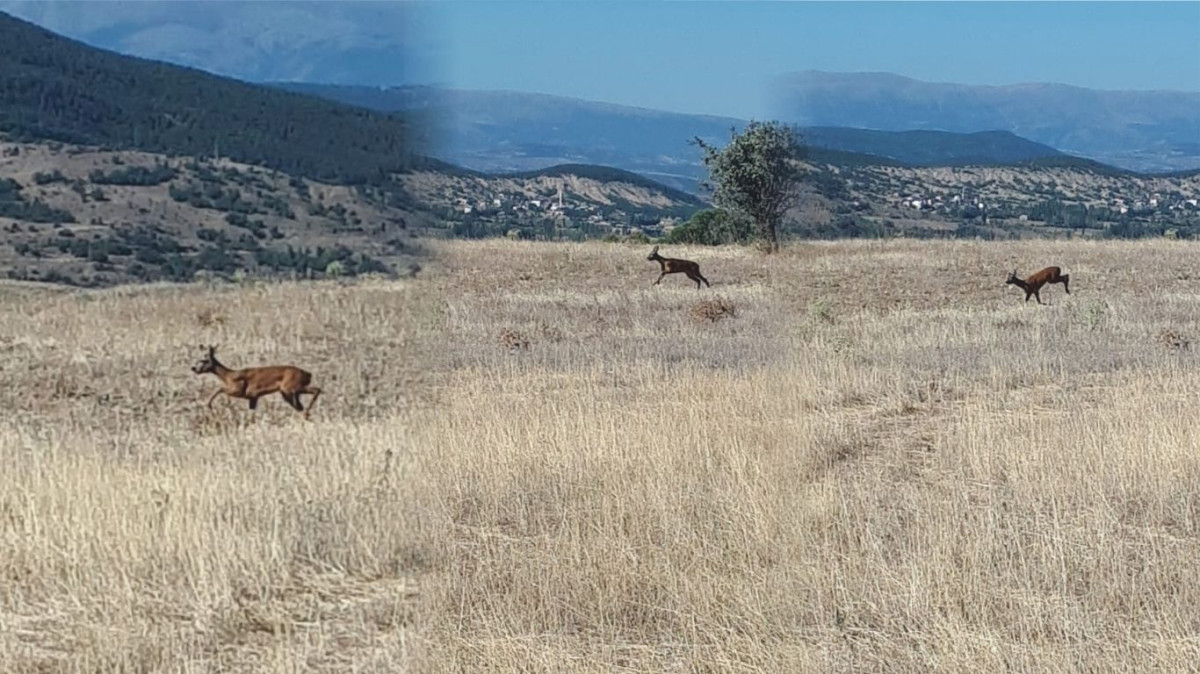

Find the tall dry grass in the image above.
[{"left": 3, "top": 238, "right": 1200, "bottom": 671}]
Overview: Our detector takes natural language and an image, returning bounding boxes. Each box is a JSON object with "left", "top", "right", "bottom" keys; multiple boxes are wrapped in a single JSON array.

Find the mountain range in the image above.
[
  {"left": 277, "top": 78, "right": 1199, "bottom": 193},
  {"left": 774, "top": 70, "right": 1200, "bottom": 173}
]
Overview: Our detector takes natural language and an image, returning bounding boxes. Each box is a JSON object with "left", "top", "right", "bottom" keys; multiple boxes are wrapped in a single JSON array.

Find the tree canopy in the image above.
[{"left": 693, "top": 121, "right": 807, "bottom": 252}]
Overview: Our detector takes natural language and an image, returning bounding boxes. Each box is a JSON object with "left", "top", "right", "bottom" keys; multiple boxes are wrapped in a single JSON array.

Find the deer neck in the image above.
[{"left": 210, "top": 360, "right": 234, "bottom": 381}]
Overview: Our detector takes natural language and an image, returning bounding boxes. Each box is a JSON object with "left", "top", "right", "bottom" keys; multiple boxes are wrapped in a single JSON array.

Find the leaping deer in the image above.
[
  {"left": 647, "top": 245, "right": 710, "bottom": 289},
  {"left": 1006, "top": 266, "right": 1070, "bottom": 304},
  {"left": 191, "top": 345, "right": 322, "bottom": 420}
]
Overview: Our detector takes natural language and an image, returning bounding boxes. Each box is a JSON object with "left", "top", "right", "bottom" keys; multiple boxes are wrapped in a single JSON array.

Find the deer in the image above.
[
  {"left": 190, "top": 345, "right": 322, "bottom": 420},
  {"left": 647, "top": 245, "right": 710, "bottom": 289},
  {"left": 1006, "top": 266, "right": 1070, "bottom": 305}
]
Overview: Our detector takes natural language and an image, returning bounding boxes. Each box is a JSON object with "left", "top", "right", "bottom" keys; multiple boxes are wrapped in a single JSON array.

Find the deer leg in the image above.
[
  {"left": 653, "top": 272, "right": 666, "bottom": 286},
  {"left": 282, "top": 391, "right": 303, "bottom": 412},
  {"left": 1025, "top": 292, "right": 1031, "bottom": 303},
  {"left": 1062, "top": 276, "right": 1070, "bottom": 294},
  {"left": 300, "top": 386, "right": 321, "bottom": 420},
  {"left": 1035, "top": 291, "right": 1043, "bottom": 305},
  {"left": 698, "top": 273, "right": 710, "bottom": 288},
  {"left": 206, "top": 389, "right": 223, "bottom": 410},
  {"left": 248, "top": 396, "right": 259, "bottom": 411}
]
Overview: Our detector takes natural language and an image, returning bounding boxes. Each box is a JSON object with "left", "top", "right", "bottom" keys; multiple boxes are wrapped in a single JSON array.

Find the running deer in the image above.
[
  {"left": 190, "top": 345, "right": 322, "bottom": 420},
  {"left": 647, "top": 245, "right": 710, "bottom": 289},
  {"left": 1006, "top": 266, "right": 1070, "bottom": 304}
]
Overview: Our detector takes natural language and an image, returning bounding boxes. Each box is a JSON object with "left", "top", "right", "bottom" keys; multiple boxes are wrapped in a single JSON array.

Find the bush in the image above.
[
  {"left": 663, "top": 209, "right": 755, "bottom": 245},
  {"left": 89, "top": 164, "right": 176, "bottom": 186},
  {"left": 691, "top": 297, "right": 737, "bottom": 323},
  {"left": 33, "top": 169, "right": 68, "bottom": 185}
]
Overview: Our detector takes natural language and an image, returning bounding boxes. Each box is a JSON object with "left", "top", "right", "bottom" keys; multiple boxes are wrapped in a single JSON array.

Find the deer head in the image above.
[
  {"left": 1005, "top": 269, "right": 1019, "bottom": 285},
  {"left": 191, "top": 344, "right": 220, "bottom": 374},
  {"left": 647, "top": 246, "right": 661, "bottom": 261}
]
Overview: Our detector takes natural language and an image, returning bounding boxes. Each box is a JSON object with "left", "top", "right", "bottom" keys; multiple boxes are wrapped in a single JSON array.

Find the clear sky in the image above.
[
  {"left": 2, "top": 1, "right": 1197, "bottom": 120},
  {"left": 438, "top": 1, "right": 1200, "bottom": 118}
]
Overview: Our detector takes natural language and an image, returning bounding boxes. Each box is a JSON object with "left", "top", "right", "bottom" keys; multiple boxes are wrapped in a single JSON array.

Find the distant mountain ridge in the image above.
[
  {"left": 275, "top": 83, "right": 1105, "bottom": 193},
  {"left": 774, "top": 70, "right": 1200, "bottom": 173},
  {"left": 801, "top": 127, "right": 1066, "bottom": 167}
]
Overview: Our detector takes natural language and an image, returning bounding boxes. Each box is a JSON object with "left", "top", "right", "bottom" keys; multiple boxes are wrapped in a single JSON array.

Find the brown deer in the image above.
[
  {"left": 190, "top": 345, "right": 322, "bottom": 420},
  {"left": 647, "top": 245, "right": 710, "bottom": 289},
  {"left": 1006, "top": 266, "right": 1070, "bottom": 304}
]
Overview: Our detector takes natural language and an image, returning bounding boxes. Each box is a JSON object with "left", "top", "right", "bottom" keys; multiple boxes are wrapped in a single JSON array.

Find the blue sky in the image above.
[
  {"left": 2, "top": 1, "right": 1197, "bottom": 119},
  {"left": 439, "top": 1, "right": 1200, "bottom": 118}
]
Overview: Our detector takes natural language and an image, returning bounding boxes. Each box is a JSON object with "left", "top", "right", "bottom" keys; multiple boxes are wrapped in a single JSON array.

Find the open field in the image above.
[{"left": 3, "top": 238, "right": 1200, "bottom": 671}]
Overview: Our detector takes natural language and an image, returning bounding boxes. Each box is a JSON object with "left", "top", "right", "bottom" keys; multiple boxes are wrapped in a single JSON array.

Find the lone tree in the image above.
[{"left": 692, "top": 121, "right": 806, "bottom": 252}]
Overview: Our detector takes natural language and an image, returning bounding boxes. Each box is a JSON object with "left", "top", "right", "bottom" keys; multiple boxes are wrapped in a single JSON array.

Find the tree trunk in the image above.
[{"left": 761, "top": 219, "right": 780, "bottom": 253}]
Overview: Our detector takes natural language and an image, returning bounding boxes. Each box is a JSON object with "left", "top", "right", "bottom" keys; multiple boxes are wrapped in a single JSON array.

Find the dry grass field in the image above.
[{"left": 3, "top": 238, "right": 1200, "bottom": 672}]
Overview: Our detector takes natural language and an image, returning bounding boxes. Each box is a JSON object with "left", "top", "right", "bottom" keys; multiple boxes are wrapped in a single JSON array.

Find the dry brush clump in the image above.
[
  {"left": 1157, "top": 327, "right": 1191, "bottom": 350},
  {"left": 4, "top": 238, "right": 1200, "bottom": 671},
  {"left": 691, "top": 296, "right": 738, "bottom": 323}
]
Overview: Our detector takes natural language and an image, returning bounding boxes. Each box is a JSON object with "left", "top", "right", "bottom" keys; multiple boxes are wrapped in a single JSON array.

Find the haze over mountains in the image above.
[
  {"left": 774, "top": 71, "right": 1200, "bottom": 173},
  {"left": 279, "top": 78, "right": 1196, "bottom": 195}
]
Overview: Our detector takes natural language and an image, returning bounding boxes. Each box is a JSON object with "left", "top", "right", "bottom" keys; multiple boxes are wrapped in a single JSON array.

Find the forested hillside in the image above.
[{"left": 0, "top": 12, "right": 427, "bottom": 184}]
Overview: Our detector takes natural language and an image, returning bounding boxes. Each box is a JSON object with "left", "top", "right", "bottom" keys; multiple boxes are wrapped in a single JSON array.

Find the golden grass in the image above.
[{"left": 3, "top": 238, "right": 1200, "bottom": 671}]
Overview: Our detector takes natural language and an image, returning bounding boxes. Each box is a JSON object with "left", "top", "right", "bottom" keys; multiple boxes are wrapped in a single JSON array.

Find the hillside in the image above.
[
  {"left": 774, "top": 71, "right": 1200, "bottom": 173},
  {"left": 4, "top": 134, "right": 1196, "bottom": 289},
  {"left": 792, "top": 155, "right": 1200, "bottom": 240},
  {"left": 0, "top": 140, "right": 433, "bottom": 286},
  {"left": 274, "top": 84, "right": 1089, "bottom": 193},
  {"left": 0, "top": 11, "right": 427, "bottom": 183},
  {"left": 0, "top": 139, "right": 705, "bottom": 285},
  {"left": 400, "top": 163, "right": 705, "bottom": 240},
  {"left": 0, "top": 14, "right": 711, "bottom": 285}
]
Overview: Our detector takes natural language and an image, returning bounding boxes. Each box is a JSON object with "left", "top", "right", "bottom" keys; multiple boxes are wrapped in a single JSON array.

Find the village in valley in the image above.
[{"left": 419, "top": 159, "right": 1200, "bottom": 241}]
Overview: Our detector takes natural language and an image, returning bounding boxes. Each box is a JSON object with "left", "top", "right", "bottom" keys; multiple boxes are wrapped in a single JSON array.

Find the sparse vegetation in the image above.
[{"left": 3, "top": 238, "right": 1200, "bottom": 671}]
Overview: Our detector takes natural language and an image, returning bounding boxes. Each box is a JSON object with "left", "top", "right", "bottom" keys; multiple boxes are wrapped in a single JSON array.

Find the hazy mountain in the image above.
[
  {"left": 274, "top": 83, "right": 742, "bottom": 193},
  {"left": 276, "top": 83, "right": 1091, "bottom": 193},
  {"left": 0, "top": 1, "right": 439, "bottom": 86},
  {"left": 774, "top": 71, "right": 1200, "bottom": 173}
]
